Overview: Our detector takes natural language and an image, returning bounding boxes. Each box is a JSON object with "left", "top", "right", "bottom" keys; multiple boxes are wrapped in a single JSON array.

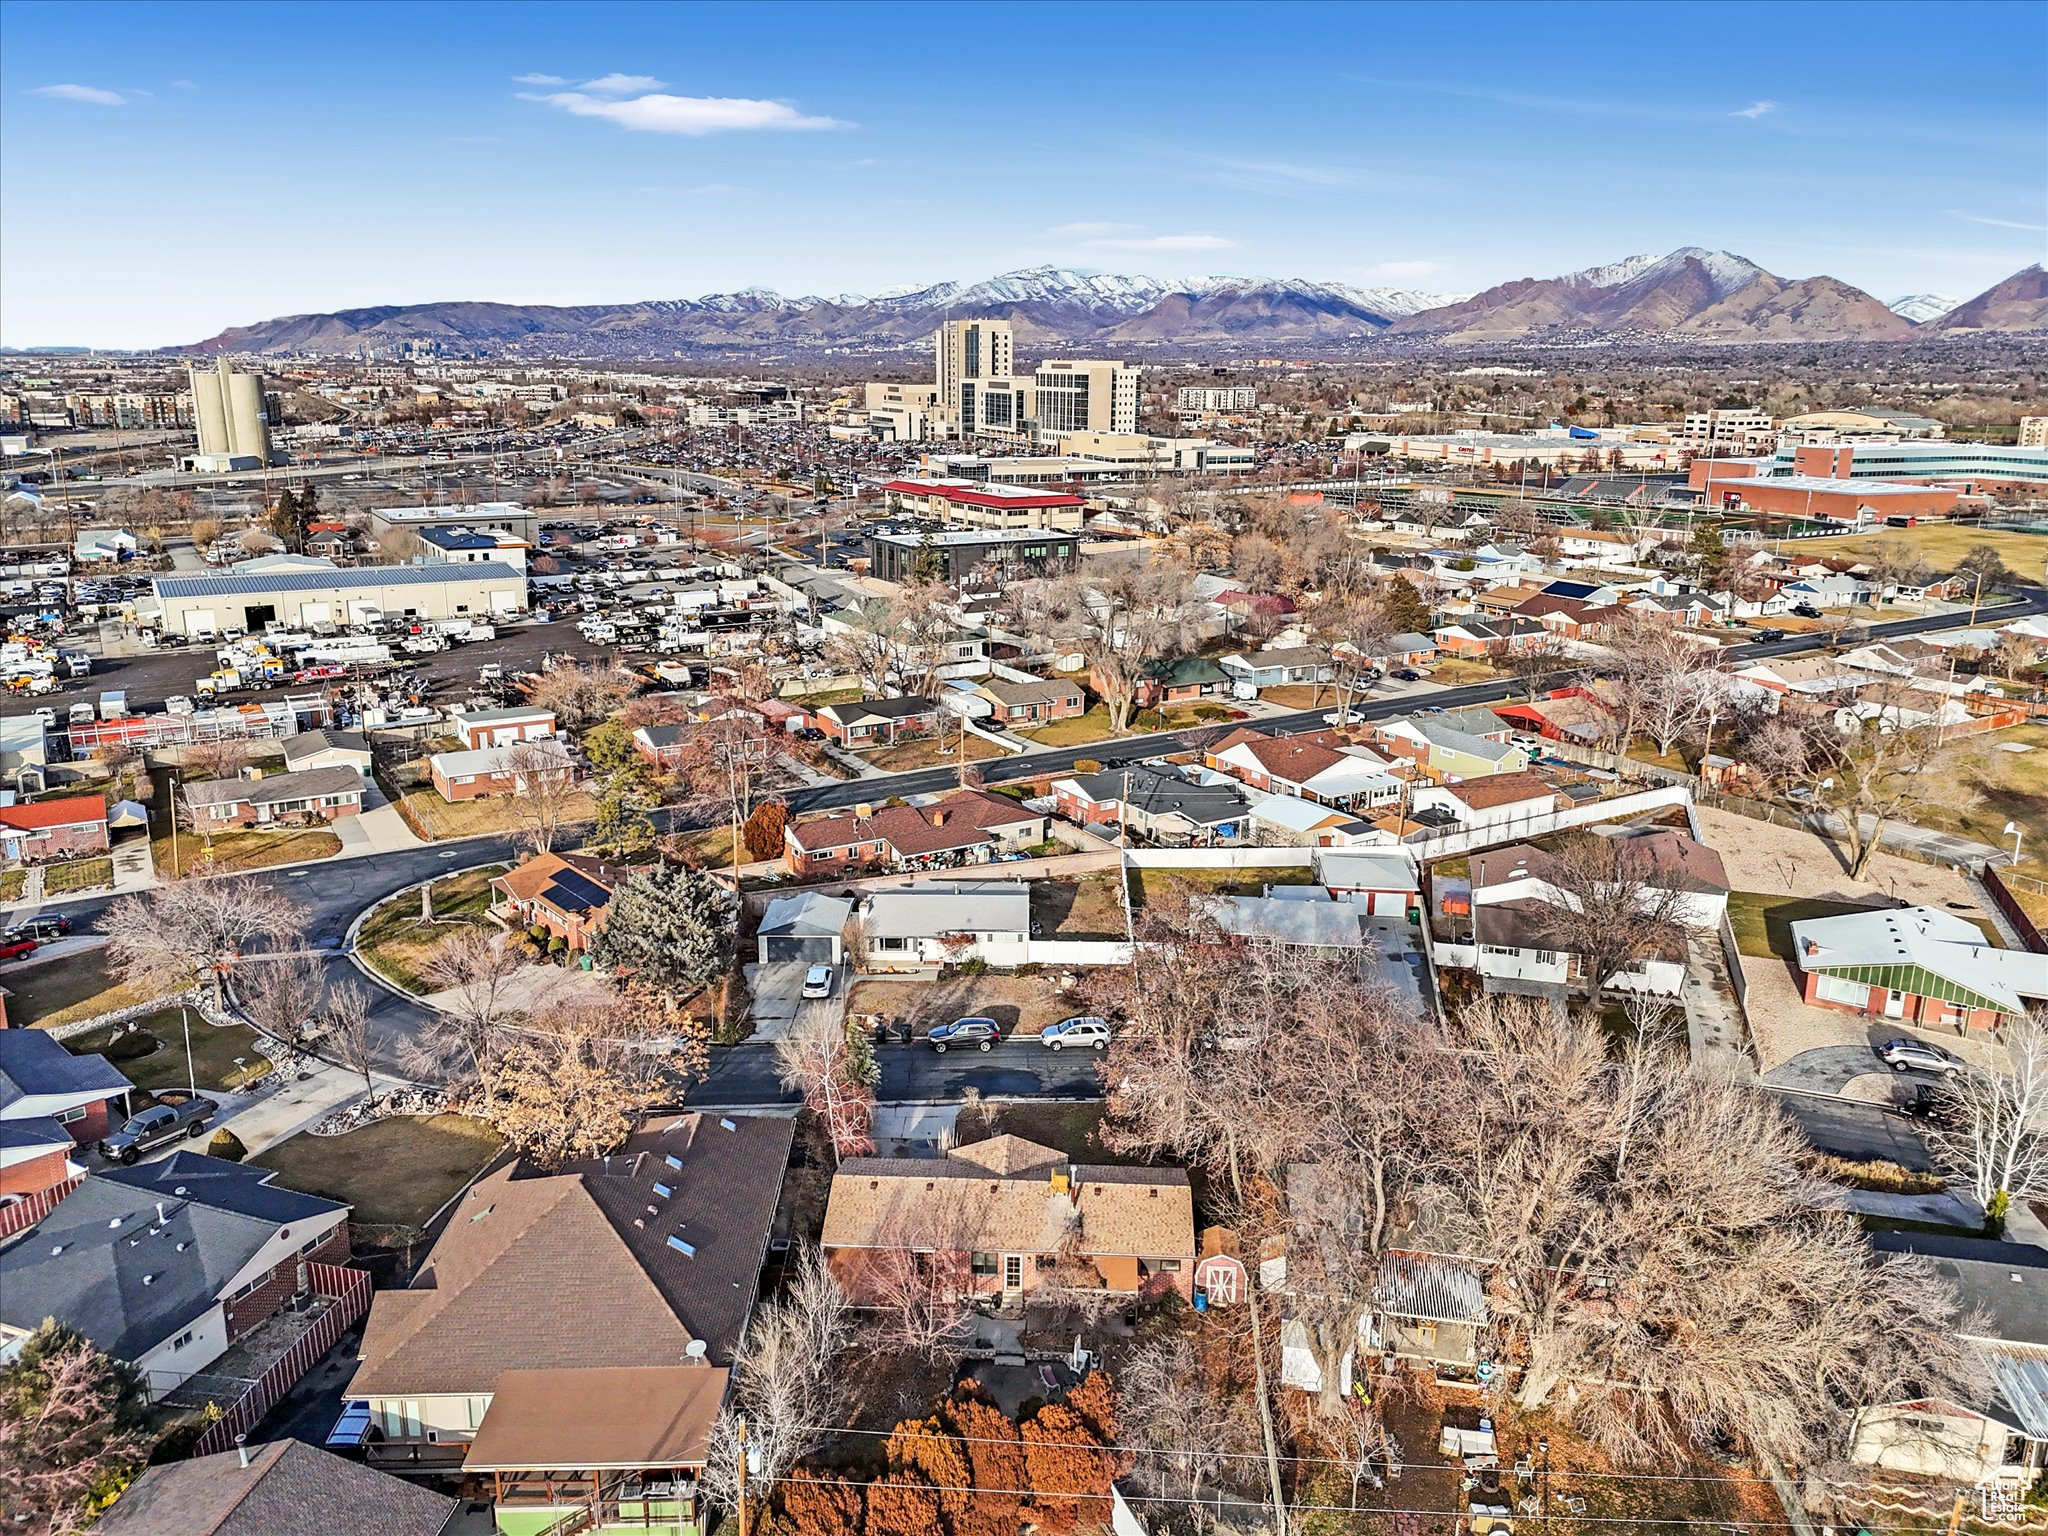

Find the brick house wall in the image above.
[
  {"left": 500, "top": 897, "right": 602, "bottom": 953},
  {"left": 828, "top": 1243, "right": 1195, "bottom": 1307},
  {"left": 0, "top": 818, "right": 111, "bottom": 864},
  {"left": 784, "top": 836, "right": 887, "bottom": 876},
  {"left": 0, "top": 1143, "right": 76, "bottom": 1199},
  {"left": 194, "top": 795, "right": 361, "bottom": 829},
  {"left": 430, "top": 766, "right": 518, "bottom": 802},
  {"left": 223, "top": 1222, "right": 352, "bottom": 1342},
  {"left": 1053, "top": 788, "right": 1119, "bottom": 827},
  {"left": 1798, "top": 971, "right": 2003, "bottom": 1032},
  {"left": 56, "top": 1098, "right": 119, "bottom": 1145}
]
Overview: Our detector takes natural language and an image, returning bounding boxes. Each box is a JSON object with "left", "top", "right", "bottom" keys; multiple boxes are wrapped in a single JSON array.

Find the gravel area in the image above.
[{"left": 1692, "top": 806, "right": 1983, "bottom": 910}]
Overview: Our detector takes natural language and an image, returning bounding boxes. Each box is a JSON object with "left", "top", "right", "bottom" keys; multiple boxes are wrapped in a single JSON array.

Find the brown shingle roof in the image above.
[
  {"left": 1445, "top": 772, "right": 1559, "bottom": 812},
  {"left": 94, "top": 1440, "right": 455, "bottom": 1536},
  {"left": 822, "top": 1147, "right": 1194, "bottom": 1260},
  {"left": 349, "top": 1114, "right": 793, "bottom": 1398},
  {"left": 463, "top": 1366, "right": 728, "bottom": 1471},
  {"left": 787, "top": 789, "right": 1039, "bottom": 857},
  {"left": 949, "top": 1134, "right": 1066, "bottom": 1175}
]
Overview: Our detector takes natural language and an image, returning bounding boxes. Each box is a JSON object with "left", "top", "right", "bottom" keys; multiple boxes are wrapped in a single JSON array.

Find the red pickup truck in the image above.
[{"left": 0, "top": 937, "right": 38, "bottom": 963}]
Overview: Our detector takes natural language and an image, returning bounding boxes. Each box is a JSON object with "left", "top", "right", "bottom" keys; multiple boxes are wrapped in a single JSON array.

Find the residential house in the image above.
[
  {"left": 280, "top": 728, "right": 373, "bottom": 776},
  {"left": 755, "top": 891, "right": 854, "bottom": 965},
  {"left": 1432, "top": 614, "right": 1552, "bottom": 657},
  {"left": 1206, "top": 728, "right": 1402, "bottom": 809},
  {"left": 1369, "top": 632, "right": 1439, "bottom": 669},
  {"left": 1852, "top": 1233, "right": 2048, "bottom": 1486},
  {"left": 973, "top": 675, "right": 1087, "bottom": 727},
  {"left": 1782, "top": 572, "right": 1873, "bottom": 608},
  {"left": 489, "top": 852, "right": 631, "bottom": 953},
  {"left": 1374, "top": 716, "right": 1530, "bottom": 779},
  {"left": 1731, "top": 653, "right": 1865, "bottom": 698},
  {"left": 1132, "top": 656, "right": 1232, "bottom": 709},
  {"left": 860, "top": 881, "right": 1032, "bottom": 969},
  {"left": 1789, "top": 905, "right": 2048, "bottom": 1032},
  {"left": 1217, "top": 646, "right": 1336, "bottom": 695},
  {"left": 814, "top": 696, "right": 941, "bottom": 747},
  {"left": 0, "top": 794, "right": 111, "bottom": 865},
  {"left": 450, "top": 707, "right": 558, "bottom": 751},
  {"left": 302, "top": 527, "right": 356, "bottom": 563},
  {"left": 181, "top": 767, "right": 364, "bottom": 829},
  {"left": 822, "top": 1135, "right": 1196, "bottom": 1306},
  {"left": 93, "top": 1440, "right": 457, "bottom": 1536},
  {"left": 1409, "top": 771, "right": 1561, "bottom": 832},
  {"left": 1315, "top": 850, "right": 1423, "bottom": 918},
  {"left": 428, "top": 737, "right": 577, "bottom": 803},
  {"left": 348, "top": 1112, "right": 793, "bottom": 1532},
  {"left": 1202, "top": 891, "right": 1368, "bottom": 952},
  {"left": 1, "top": 1025, "right": 132, "bottom": 1158},
  {"left": 1491, "top": 688, "right": 1616, "bottom": 745},
  {"left": 783, "top": 789, "right": 1045, "bottom": 876},
  {"left": 1052, "top": 764, "right": 1247, "bottom": 844},
  {"left": 1246, "top": 794, "right": 1373, "bottom": 848},
  {"left": 1282, "top": 1247, "right": 1490, "bottom": 1393},
  {"left": 75, "top": 527, "right": 139, "bottom": 562},
  {"left": 1471, "top": 583, "right": 1549, "bottom": 617},
  {"left": 1441, "top": 830, "right": 1728, "bottom": 998},
  {"left": 1512, "top": 592, "right": 1607, "bottom": 640},
  {"left": 0, "top": 1153, "right": 350, "bottom": 1398}
]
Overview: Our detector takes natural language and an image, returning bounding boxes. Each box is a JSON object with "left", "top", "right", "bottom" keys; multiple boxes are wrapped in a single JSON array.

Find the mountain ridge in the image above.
[{"left": 174, "top": 254, "right": 2045, "bottom": 357}]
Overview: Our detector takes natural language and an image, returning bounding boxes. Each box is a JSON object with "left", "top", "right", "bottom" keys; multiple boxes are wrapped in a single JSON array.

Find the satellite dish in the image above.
[{"left": 684, "top": 1340, "right": 708, "bottom": 1361}]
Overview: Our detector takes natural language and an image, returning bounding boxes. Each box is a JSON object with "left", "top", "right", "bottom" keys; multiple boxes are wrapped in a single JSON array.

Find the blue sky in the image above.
[{"left": 3, "top": 0, "right": 2043, "bottom": 348}]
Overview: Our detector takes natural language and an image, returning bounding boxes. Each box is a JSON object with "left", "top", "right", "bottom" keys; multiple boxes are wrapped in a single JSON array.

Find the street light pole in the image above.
[{"left": 2007, "top": 820, "right": 2024, "bottom": 868}]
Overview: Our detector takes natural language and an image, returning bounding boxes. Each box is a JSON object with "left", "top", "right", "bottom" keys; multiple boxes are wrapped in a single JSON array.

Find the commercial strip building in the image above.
[
  {"left": 1367, "top": 431, "right": 1677, "bottom": 471},
  {"left": 866, "top": 527, "right": 1082, "bottom": 584},
  {"left": 874, "top": 477, "right": 1087, "bottom": 531},
  {"left": 142, "top": 562, "right": 526, "bottom": 637},
  {"left": 1779, "top": 408, "right": 1945, "bottom": 441},
  {"left": 365, "top": 501, "right": 542, "bottom": 544}
]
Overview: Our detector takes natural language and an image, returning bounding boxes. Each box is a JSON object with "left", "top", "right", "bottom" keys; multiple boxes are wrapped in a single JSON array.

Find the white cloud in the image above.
[
  {"left": 1947, "top": 210, "right": 2048, "bottom": 233},
  {"left": 521, "top": 89, "right": 845, "bottom": 136},
  {"left": 1048, "top": 221, "right": 1138, "bottom": 237},
  {"left": 1730, "top": 100, "right": 1779, "bottom": 119},
  {"left": 576, "top": 73, "right": 664, "bottom": 95},
  {"left": 1082, "top": 233, "right": 1238, "bottom": 252},
  {"left": 514, "top": 73, "right": 569, "bottom": 86},
  {"left": 169, "top": 79, "right": 198, "bottom": 90},
  {"left": 30, "top": 83, "right": 125, "bottom": 106},
  {"left": 1360, "top": 260, "right": 1447, "bottom": 279}
]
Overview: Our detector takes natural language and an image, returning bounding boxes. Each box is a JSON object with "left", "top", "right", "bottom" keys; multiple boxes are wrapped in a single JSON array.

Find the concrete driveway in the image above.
[{"left": 744, "top": 961, "right": 844, "bottom": 1042}]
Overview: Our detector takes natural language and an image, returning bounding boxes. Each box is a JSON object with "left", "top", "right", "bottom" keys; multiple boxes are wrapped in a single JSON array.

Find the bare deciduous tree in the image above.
[
  {"left": 775, "top": 1013, "right": 877, "bottom": 1163},
  {"left": 1019, "top": 558, "right": 1197, "bottom": 734},
  {"left": 1522, "top": 832, "right": 1704, "bottom": 1003},
  {"left": 701, "top": 1248, "right": 855, "bottom": 1515},
  {"left": 523, "top": 657, "right": 639, "bottom": 731},
  {"left": 104, "top": 873, "right": 306, "bottom": 1010},
  {"left": 473, "top": 995, "right": 676, "bottom": 1169},
  {"left": 416, "top": 928, "right": 530, "bottom": 1092},
  {"left": 503, "top": 740, "right": 584, "bottom": 856},
  {"left": 325, "top": 980, "right": 377, "bottom": 1101},
  {"left": 236, "top": 948, "right": 328, "bottom": 1049},
  {"left": 1932, "top": 1012, "right": 2048, "bottom": 1217}
]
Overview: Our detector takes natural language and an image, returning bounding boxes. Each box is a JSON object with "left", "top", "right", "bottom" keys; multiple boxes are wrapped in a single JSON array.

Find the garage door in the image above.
[
  {"left": 300, "top": 601, "right": 332, "bottom": 626},
  {"left": 761, "top": 937, "right": 836, "bottom": 964}
]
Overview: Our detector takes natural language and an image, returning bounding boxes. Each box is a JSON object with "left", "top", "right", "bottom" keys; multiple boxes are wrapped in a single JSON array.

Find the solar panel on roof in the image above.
[{"left": 542, "top": 869, "right": 613, "bottom": 911}]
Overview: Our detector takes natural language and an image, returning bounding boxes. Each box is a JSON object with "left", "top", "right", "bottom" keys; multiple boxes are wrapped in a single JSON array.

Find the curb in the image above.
[{"left": 341, "top": 858, "right": 512, "bottom": 1005}]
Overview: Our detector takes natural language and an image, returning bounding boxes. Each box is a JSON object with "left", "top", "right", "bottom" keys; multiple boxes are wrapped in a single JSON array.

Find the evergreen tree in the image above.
[{"left": 589, "top": 864, "right": 737, "bottom": 996}]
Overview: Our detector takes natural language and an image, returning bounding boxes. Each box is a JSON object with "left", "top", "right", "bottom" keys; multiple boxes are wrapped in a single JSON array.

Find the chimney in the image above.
[
  {"left": 236, "top": 1436, "right": 250, "bottom": 1468},
  {"left": 1049, "top": 1167, "right": 1070, "bottom": 1197}
]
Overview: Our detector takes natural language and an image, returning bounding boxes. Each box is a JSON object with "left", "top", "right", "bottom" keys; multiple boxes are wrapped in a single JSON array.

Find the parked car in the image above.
[
  {"left": 1392, "top": 668, "right": 1422, "bottom": 682},
  {"left": 1754, "top": 627, "right": 1787, "bottom": 642},
  {"left": 1041, "top": 1016, "right": 1111, "bottom": 1051},
  {"left": 5, "top": 914, "right": 72, "bottom": 943},
  {"left": 801, "top": 963, "right": 835, "bottom": 1000},
  {"left": 100, "top": 1092, "right": 220, "bottom": 1164},
  {"left": 928, "top": 1017, "right": 1002, "bottom": 1053},
  {"left": 325, "top": 1400, "right": 377, "bottom": 1454},
  {"left": 0, "top": 936, "right": 37, "bottom": 963},
  {"left": 1790, "top": 603, "right": 1823, "bottom": 619},
  {"left": 1877, "top": 1038, "right": 1964, "bottom": 1077}
]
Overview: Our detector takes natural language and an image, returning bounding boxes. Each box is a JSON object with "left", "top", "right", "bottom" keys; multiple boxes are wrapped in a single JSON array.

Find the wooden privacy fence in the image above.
[
  {"left": 193, "top": 1263, "right": 371, "bottom": 1458},
  {"left": 0, "top": 1174, "right": 83, "bottom": 1240},
  {"left": 1983, "top": 863, "right": 2048, "bottom": 955}
]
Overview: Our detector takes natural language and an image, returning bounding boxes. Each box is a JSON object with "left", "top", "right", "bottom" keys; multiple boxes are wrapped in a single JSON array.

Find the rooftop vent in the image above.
[
  {"left": 653, "top": 1182, "right": 673, "bottom": 1199},
  {"left": 665, "top": 1154, "right": 684, "bottom": 1171},
  {"left": 668, "top": 1235, "right": 697, "bottom": 1258},
  {"left": 719, "top": 1118, "right": 738, "bottom": 1132}
]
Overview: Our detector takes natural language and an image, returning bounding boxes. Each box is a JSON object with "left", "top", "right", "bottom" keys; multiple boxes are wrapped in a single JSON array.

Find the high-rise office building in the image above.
[
  {"left": 935, "top": 320, "right": 1013, "bottom": 419},
  {"left": 1033, "top": 360, "right": 1140, "bottom": 438},
  {"left": 188, "top": 359, "right": 276, "bottom": 467}
]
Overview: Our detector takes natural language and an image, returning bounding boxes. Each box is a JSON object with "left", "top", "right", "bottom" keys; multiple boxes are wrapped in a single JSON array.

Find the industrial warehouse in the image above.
[{"left": 141, "top": 562, "right": 527, "bottom": 637}]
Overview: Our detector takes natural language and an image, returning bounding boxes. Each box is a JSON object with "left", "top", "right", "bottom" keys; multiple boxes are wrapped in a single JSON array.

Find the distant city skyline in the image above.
[{"left": 1, "top": 0, "right": 2041, "bottom": 348}]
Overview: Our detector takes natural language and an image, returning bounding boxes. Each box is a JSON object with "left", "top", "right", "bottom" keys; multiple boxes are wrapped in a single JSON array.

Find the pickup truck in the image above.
[{"left": 100, "top": 1092, "right": 221, "bottom": 1164}]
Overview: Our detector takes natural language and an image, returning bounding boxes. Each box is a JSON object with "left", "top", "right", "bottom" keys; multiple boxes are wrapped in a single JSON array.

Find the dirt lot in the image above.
[
  {"left": 1128, "top": 864, "right": 1319, "bottom": 908},
  {"left": 846, "top": 971, "right": 1086, "bottom": 1037},
  {"left": 1691, "top": 804, "right": 1984, "bottom": 910},
  {"left": 1029, "top": 872, "right": 1127, "bottom": 939}
]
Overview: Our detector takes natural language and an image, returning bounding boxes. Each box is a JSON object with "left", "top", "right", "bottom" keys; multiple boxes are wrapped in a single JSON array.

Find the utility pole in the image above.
[{"left": 735, "top": 1417, "right": 749, "bottom": 1536}]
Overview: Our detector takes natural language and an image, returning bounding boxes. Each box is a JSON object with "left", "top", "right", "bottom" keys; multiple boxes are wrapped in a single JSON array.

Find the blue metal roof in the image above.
[{"left": 153, "top": 562, "right": 522, "bottom": 599}]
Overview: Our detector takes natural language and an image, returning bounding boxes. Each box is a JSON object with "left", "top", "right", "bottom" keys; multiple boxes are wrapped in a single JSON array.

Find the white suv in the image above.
[
  {"left": 1041, "top": 1016, "right": 1111, "bottom": 1051},
  {"left": 801, "top": 964, "right": 835, "bottom": 1000}
]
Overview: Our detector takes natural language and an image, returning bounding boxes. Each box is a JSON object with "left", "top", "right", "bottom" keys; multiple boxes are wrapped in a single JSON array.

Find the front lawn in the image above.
[
  {"left": 3, "top": 948, "right": 166, "bottom": 1030},
  {"left": 1029, "top": 873, "right": 1127, "bottom": 939},
  {"left": 862, "top": 733, "right": 1009, "bottom": 772},
  {"left": 354, "top": 865, "right": 507, "bottom": 993},
  {"left": 1014, "top": 705, "right": 1120, "bottom": 747},
  {"left": 251, "top": 1113, "right": 504, "bottom": 1238},
  {"left": 390, "top": 780, "right": 597, "bottom": 843},
  {"left": 68, "top": 1008, "right": 272, "bottom": 1093},
  {"left": 42, "top": 857, "right": 114, "bottom": 896},
  {"left": 0, "top": 869, "right": 23, "bottom": 903},
  {"left": 1427, "top": 657, "right": 1498, "bottom": 685}
]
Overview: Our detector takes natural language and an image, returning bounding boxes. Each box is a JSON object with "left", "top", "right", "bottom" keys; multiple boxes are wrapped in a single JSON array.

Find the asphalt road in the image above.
[{"left": 27, "top": 587, "right": 2047, "bottom": 1105}]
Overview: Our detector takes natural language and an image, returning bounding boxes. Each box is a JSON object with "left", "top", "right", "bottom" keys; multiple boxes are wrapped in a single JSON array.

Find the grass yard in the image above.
[
  {"left": 42, "top": 857, "right": 114, "bottom": 896},
  {"left": 1127, "top": 864, "right": 1319, "bottom": 908},
  {"left": 846, "top": 971, "right": 1081, "bottom": 1036},
  {"left": 954, "top": 1100, "right": 1154, "bottom": 1166},
  {"left": 1903, "top": 724, "right": 2048, "bottom": 908},
  {"left": 782, "top": 685, "right": 864, "bottom": 708},
  {"left": 145, "top": 769, "right": 343, "bottom": 876},
  {"left": 0, "top": 869, "right": 24, "bottom": 902},
  {"left": 392, "top": 781, "right": 597, "bottom": 843},
  {"left": 3, "top": 947, "right": 166, "bottom": 1031},
  {"left": 1013, "top": 705, "right": 1120, "bottom": 747},
  {"left": 354, "top": 865, "right": 507, "bottom": 994},
  {"left": 1029, "top": 872, "right": 1127, "bottom": 939},
  {"left": 863, "top": 732, "right": 1008, "bottom": 772},
  {"left": 69, "top": 1008, "right": 272, "bottom": 1093},
  {"left": 251, "top": 1114, "right": 504, "bottom": 1237},
  {"left": 1725, "top": 892, "right": 1890, "bottom": 960},
  {"left": 1257, "top": 684, "right": 1334, "bottom": 709},
  {"left": 672, "top": 824, "right": 742, "bottom": 870},
  {"left": 1427, "top": 656, "right": 1498, "bottom": 685},
  {"left": 1793, "top": 523, "right": 2048, "bottom": 579}
]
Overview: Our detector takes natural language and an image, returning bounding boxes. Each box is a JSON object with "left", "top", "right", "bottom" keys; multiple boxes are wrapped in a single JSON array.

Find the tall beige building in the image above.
[
  {"left": 935, "top": 320, "right": 1013, "bottom": 414},
  {"left": 187, "top": 358, "right": 276, "bottom": 466},
  {"left": 2021, "top": 416, "right": 2048, "bottom": 449},
  {"left": 1032, "top": 359, "right": 1140, "bottom": 437}
]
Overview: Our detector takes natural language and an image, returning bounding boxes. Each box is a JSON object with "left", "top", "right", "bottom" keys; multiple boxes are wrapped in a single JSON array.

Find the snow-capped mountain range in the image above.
[{"left": 176, "top": 253, "right": 2045, "bottom": 357}]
